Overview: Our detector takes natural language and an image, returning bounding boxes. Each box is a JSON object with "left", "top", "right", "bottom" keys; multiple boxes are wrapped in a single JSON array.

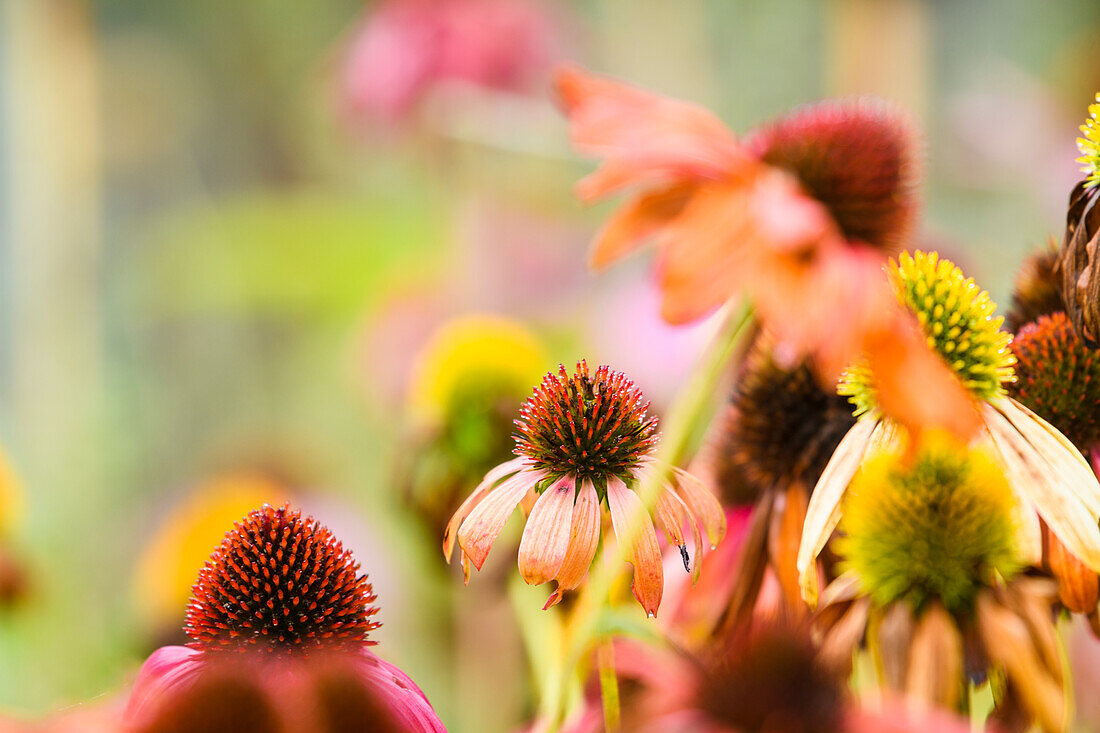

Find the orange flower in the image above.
[
  {"left": 443, "top": 361, "right": 724, "bottom": 616},
  {"left": 555, "top": 66, "right": 918, "bottom": 380}
]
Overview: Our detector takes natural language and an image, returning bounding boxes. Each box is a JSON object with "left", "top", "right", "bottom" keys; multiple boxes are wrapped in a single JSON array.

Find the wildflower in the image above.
[
  {"left": 341, "top": 0, "right": 559, "bottom": 124},
  {"left": 1059, "top": 93, "right": 1100, "bottom": 345},
  {"left": 443, "top": 360, "right": 724, "bottom": 616},
  {"left": 702, "top": 341, "right": 855, "bottom": 626},
  {"left": 554, "top": 66, "right": 916, "bottom": 379},
  {"left": 132, "top": 472, "right": 291, "bottom": 639},
  {"left": 817, "top": 439, "right": 1065, "bottom": 732},
  {"left": 1005, "top": 241, "right": 1064, "bottom": 334},
  {"left": 799, "top": 250, "right": 1100, "bottom": 604},
  {"left": 125, "top": 504, "right": 445, "bottom": 732}
]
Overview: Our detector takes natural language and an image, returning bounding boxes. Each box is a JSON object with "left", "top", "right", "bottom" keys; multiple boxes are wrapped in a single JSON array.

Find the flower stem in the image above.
[
  {"left": 597, "top": 638, "right": 621, "bottom": 732},
  {"left": 542, "top": 301, "right": 755, "bottom": 730}
]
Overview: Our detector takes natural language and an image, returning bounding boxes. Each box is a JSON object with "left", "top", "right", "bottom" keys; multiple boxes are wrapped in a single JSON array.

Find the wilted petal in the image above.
[
  {"left": 670, "top": 468, "right": 725, "bottom": 548},
  {"left": 905, "top": 601, "right": 963, "bottom": 710},
  {"left": 876, "top": 602, "right": 914, "bottom": 693},
  {"left": 544, "top": 480, "right": 601, "bottom": 609},
  {"left": 663, "top": 488, "right": 704, "bottom": 584},
  {"left": 443, "top": 457, "right": 527, "bottom": 561},
  {"left": 977, "top": 592, "right": 1067, "bottom": 733},
  {"left": 606, "top": 477, "right": 664, "bottom": 617},
  {"left": 457, "top": 469, "right": 539, "bottom": 572},
  {"left": 1047, "top": 531, "right": 1100, "bottom": 614},
  {"left": 798, "top": 418, "right": 879, "bottom": 606},
  {"left": 518, "top": 476, "right": 576, "bottom": 585}
]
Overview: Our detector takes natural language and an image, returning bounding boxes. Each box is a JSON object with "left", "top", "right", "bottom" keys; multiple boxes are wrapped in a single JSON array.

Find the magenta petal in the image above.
[
  {"left": 123, "top": 646, "right": 206, "bottom": 725},
  {"left": 352, "top": 649, "right": 448, "bottom": 732}
]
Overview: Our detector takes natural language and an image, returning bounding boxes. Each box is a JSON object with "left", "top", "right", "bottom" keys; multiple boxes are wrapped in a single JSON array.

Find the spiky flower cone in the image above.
[
  {"left": 747, "top": 99, "right": 917, "bottom": 251},
  {"left": 1006, "top": 243, "right": 1065, "bottom": 334},
  {"left": 185, "top": 504, "right": 380, "bottom": 655}
]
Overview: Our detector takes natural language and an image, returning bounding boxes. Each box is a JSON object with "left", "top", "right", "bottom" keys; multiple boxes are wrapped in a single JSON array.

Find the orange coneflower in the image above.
[
  {"left": 554, "top": 66, "right": 917, "bottom": 381},
  {"left": 125, "top": 504, "right": 445, "bottom": 733},
  {"left": 443, "top": 360, "right": 724, "bottom": 616}
]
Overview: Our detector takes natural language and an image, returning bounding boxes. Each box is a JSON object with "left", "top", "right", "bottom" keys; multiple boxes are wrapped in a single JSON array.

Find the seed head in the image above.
[
  {"left": 748, "top": 99, "right": 917, "bottom": 250},
  {"left": 513, "top": 361, "right": 659, "bottom": 492},
  {"left": 185, "top": 504, "right": 380, "bottom": 655},
  {"left": 1010, "top": 312, "right": 1100, "bottom": 453},
  {"left": 1005, "top": 243, "right": 1065, "bottom": 334},
  {"left": 1077, "top": 93, "right": 1100, "bottom": 189},
  {"left": 838, "top": 439, "right": 1019, "bottom": 614},
  {"left": 721, "top": 347, "right": 856, "bottom": 501}
]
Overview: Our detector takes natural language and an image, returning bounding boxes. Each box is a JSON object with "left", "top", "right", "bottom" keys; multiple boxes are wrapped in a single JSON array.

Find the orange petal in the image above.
[
  {"left": 663, "top": 485, "right": 704, "bottom": 584},
  {"left": 589, "top": 185, "right": 693, "bottom": 270},
  {"left": 443, "top": 457, "right": 527, "bottom": 561},
  {"left": 457, "top": 469, "right": 539, "bottom": 572},
  {"left": 544, "top": 480, "right": 601, "bottom": 609},
  {"left": 606, "top": 477, "right": 664, "bottom": 617},
  {"left": 517, "top": 476, "right": 576, "bottom": 586},
  {"left": 553, "top": 65, "right": 749, "bottom": 200},
  {"left": 671, "top": 468, "right": 726, "bottom": 549}
]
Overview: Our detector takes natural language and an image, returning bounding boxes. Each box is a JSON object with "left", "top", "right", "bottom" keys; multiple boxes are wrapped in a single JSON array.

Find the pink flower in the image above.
[
  {"left": 123, "top": 504, "right": 445, "bottom": 732},
  {"left": 341, "top": 0, "right": 560, "bottom": 123},
  {"left": 444, "top": 361, "right": 725, "bottom": 616}
]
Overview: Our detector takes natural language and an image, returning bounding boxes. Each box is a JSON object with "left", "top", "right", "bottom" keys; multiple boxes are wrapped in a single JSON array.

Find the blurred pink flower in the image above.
[{"left": 341, "top": 0, "right": 561, "bottom": 123}]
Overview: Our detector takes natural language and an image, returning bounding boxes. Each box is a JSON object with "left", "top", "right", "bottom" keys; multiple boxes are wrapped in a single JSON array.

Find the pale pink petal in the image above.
[
  {"left": 443, "top": 456, "right": 527, "bottom": 561},
  {"left": 606, "top": 477, "right": 664, "bottom": 617},
  {"left": 544, "top": 479, "right": 602, "bottom": 609},
  {"left": 518, "top": 476, "right": 576, "bottom": 585},
  {"left": 122, "top": 646, "right": 206, "bottom": 725},
  {"left": 457, "top": 468, "right": 540, "bottom": 572},
  {"left": 670, "top": 468, "right": 726, "bottom": 549}
]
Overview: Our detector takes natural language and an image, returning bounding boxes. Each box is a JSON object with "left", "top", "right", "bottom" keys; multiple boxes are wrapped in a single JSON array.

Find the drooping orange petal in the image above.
[
  {"left": 457, "top": 469, "right": 539, "bottom": 573},
  {"left": 606, "top": 477, "right": 664, "bottom": 617},
  {"left": 517, "top": 476, "right": 576, "bottom": 586},
  {"left": 544, "top": 479, "right": 601, "bottom": 609},
  {"left": 443, "top": 457, "right": 528, "bottom": 561},
  {"left": 662, "top": 485, "right": 704, "bottom": 584},
  {"left": 671, "top": 468, "right": 726, "bottom": 549},
  {"left": 589, "top": 184, "right": 693, "bottom": 270}
]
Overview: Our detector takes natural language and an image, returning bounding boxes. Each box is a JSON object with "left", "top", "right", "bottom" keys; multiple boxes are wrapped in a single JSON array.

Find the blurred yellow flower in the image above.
[
  {"left": 0, "top": 446, "right": 24, "bottom": 537},
  {"left": 132, "top": 473, "right": 290, "bottom": 628},
  {"left": 408, "top": 314, "right": 546, "bottom": 426}
]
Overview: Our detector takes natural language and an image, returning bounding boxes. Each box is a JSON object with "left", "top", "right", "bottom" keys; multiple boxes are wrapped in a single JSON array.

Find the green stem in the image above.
[
  {"left": 597, "top": 638, "right": 621, "bottom": 732},
  {"left": 542, "top": 301, "right": 755, "bottom": 730}
]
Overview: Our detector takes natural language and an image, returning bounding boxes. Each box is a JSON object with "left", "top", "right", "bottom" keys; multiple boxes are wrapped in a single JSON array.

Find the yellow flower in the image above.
[
  {"left": 1077, "top": 93, "right": 1100, "bottom": 188},
  {"left": 132, "top": 473, "right": 289, "bottom": 628},
  {"left": 0, "top": 446, "right": 24, "bottom": 537},
  {"left": 408, "top": 314, "right": 546, "bottom": 426}
]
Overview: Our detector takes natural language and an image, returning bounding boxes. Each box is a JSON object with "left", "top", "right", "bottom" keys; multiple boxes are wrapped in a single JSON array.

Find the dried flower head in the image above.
[
  {"left": 513, "top": 360, "right": 659, "bottom": 490},
  {"left": 445, "top": 360, "right": 724, "bottom": 616},
  {"left": 185, "top": 504, "right": 380, "bottom": 655},
  {"left": 747, "top": 99, "right": 917, "bottom": 251},
  {"left": 725, "top": 347, "right": 857, "bottom": 497},
  {"left": 838, "top": 439, "right": 1019, "bottom": 614},
  {"left": 1078, "top": 93, "right": 1100, "bottom": 189},
  {"left": 1005, "top": 242, "right": 1065, "bottom": 334},
  {"left": 1010, "top": 312, "right": 1100, "bottom": 454}
]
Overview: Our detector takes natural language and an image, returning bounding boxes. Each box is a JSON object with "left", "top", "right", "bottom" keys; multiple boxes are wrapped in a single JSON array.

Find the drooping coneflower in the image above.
[
  {"left": 704, "top": 341, "right": 855, "bottom": 625},
  {"left": 1005, "top": 241, "right": 1065, "bottom": 334},
  {"left": 125, "top": 504, "right": 445, "bottom": 732},
  {"left": 1059, "top": 93, "right": 1100, "bottom": 346},
  {"left": 799, "top": 250, "right": 1100, "bottom": 605},
  {"left": 816, "top": 439, "right": 1065, "bottom": 733},
  {"left": 443, "top": 360, "right": 724, "bottom": 616},
  {"left": 554, "top": 66, "right": 918, "bottom": 382},
  {"left": 401, "top": 314, "right": 546, "bottom": 536}
]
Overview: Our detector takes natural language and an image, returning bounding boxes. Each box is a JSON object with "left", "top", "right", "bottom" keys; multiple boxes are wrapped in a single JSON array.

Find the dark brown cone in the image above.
[
  {"left": 1059, "top": 181, "right": 1100, "bottom": 346},
  {"left": 1006, "top": 241, "right": 1065, "bottom": 333}
]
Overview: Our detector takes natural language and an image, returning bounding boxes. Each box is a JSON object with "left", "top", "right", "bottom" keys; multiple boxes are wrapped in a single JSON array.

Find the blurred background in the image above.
[{"left": 0, "top": 0, "right": 1098, "bottom": 730}]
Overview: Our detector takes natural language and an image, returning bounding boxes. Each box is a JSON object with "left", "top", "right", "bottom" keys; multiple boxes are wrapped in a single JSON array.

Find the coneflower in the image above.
[
  {"left": 817, "top": 439, "right": 1065, "bottom": 733},
  {"left": 125, "top": 504, "right": 444, "bottom": 732},
  {"left": 444, "top": 360, "right": 724, "bottom": 616},
  {"left": 1005, "top": 242, "right": 1064, "bottom": 334},
  {"left": 1059, "top": 92, "right": 1100, "bottom": 346},
  {"left": 799, "top": 250, "right": 1100, "bottom": 605}
]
